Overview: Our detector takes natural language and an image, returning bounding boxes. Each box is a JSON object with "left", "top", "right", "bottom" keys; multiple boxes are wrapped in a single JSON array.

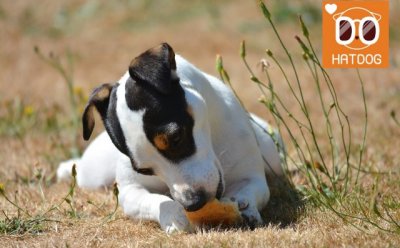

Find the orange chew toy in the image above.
[{"left": 185, "top": 199, "right": 242, "bottom": 227}]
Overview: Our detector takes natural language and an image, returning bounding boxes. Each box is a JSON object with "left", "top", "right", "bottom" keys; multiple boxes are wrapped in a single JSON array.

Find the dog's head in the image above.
[{"left": 82, "top": 43, "right": 224, "bottom": 211}]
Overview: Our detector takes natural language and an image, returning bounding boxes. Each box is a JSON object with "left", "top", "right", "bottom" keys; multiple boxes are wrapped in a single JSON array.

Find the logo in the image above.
[{"left": 322, "top": 0, "right": 389, "bottom": 68}]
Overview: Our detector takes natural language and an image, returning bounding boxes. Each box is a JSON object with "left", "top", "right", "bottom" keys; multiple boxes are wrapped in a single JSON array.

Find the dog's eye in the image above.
[
  {"left": 169, "top": 128, "right": 185, "bottom": 148},
  {"left": 153, "top": 125, "right": 186, "bottom": 151},
  {"left": 170, "top": 134, "right": 182, "bottom": 147}
]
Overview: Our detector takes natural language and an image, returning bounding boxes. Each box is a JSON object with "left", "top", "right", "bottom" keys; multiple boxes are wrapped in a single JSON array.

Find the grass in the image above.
[
  {"left": 1, "top": 0, "right": 400, "bottom": 247},
  {"left": 215, "top": 2, "right": 400, "bottom": 234},
  {"left": 0, "top": 217, "right": 45, "bottom": 235},
  {"left": 34, "top": 46, "right": 86, "bottom": 158}
]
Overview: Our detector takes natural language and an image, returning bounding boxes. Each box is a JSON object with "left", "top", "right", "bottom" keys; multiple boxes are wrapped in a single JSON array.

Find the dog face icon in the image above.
[
  {"left": 323, "top": 0, "right": 389, "bottom": 68},
  {"left": 333, "top": 7, "right": 381, "bottom": 50}
]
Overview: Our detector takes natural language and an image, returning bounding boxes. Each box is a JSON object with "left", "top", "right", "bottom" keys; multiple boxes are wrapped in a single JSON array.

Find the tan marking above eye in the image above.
[
  {"left": 154, "top": 134, "right": 169, "bottom": 150},
  {"left": 186, "top": 105, "right": 194, "bottom": 118}
]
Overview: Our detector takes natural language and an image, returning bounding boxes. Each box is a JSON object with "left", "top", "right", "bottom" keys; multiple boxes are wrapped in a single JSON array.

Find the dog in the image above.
[{"left": 57, "top": 43, "right": 284, "bottom": 233}]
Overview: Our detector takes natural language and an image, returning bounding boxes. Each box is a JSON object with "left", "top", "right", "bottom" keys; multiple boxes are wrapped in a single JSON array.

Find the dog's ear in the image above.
[
  {"left": 82, "top": 83, "right": 113, "bottom": 140},
  {"left": 128, "top": 43, "right": 177, "bottom": 95}
]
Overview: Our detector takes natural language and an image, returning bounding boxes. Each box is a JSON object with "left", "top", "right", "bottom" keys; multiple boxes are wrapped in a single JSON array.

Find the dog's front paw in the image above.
[
  {"left": 240, "top": 208, "right": 263, "bottom": 230},
  {"left": 159, "top": 201, "right": 192, "bottom": 234},
  {"left": 228, "top": 197, "right": 264, "bottom": 230}
]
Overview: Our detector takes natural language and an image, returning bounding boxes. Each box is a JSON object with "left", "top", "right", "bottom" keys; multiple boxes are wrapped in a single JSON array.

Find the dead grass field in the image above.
[{"left": 1, "top": 0, "right": 400, "bottom": 247}]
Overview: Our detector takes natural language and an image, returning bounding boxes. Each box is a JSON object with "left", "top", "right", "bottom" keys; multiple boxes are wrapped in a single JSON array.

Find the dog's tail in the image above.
[
  {"left": 56, "top": 131, "right": 119, "bottom": 189},
  {"left": 57, "top": 158, "right": 80, "bottom": 183},
  {"left": 57, "top": 154, "right": 117, "bottom": 189}
]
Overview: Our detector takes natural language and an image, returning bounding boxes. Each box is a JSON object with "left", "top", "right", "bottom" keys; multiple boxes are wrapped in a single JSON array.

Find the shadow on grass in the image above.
[{"left": 261, "top": 174, "right": 304, "bottom": 228}]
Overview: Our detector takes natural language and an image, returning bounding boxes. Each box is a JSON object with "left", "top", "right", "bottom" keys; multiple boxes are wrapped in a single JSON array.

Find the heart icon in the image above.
[{"left": 325, "top": 4, "right": 337, "bottom": 15}]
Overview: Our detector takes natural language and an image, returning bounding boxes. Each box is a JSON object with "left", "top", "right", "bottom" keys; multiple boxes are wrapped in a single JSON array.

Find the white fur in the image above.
[{"left": 57, "top": 55, "right": 283, "bottom": 233}]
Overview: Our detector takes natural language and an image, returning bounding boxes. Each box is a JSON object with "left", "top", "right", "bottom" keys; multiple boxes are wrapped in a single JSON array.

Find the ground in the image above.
[{"left": 1, "top": 0, "right": 399, "bottom": 247}]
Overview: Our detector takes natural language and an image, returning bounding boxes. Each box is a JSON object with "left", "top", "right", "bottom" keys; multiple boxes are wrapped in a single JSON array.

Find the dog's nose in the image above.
[{"left": 182, "top": 189, "right": 208, "bottom": 212}]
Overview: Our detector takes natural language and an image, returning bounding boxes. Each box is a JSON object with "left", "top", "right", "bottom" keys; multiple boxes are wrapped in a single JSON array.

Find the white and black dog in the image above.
[{"left": 57, "top": 43, "right": 284, "bottom": 233}]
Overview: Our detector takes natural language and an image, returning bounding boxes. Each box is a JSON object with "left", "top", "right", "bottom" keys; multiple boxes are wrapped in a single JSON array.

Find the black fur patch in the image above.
[
  {"left": 104, "top": 85, "right": 130, "bottom": 156},
  {"left": 83, "top": 43, "right": 195, "bottom": 175},
  {"left": 129, "top": 43, "right": 177, "bottom": 95},
  {"left": 125, "top": 43, "right": 196, "bottom": 163},
  {"left": 216, "top": 170, "right": 224, "bottom": 200},
  {"left": 125, "top": 77, "right": 196, "bottom": 163}
]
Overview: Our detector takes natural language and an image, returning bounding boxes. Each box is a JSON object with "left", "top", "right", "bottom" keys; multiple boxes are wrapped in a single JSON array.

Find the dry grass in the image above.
[{"left": 1, "top": 0, "right": 400, "bottom": 247}]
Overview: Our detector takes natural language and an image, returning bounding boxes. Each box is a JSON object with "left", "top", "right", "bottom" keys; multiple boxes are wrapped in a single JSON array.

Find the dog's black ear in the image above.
[
  {"left": 128, "top": 43, "right": 177, "bottom": 95},
  {"left": 82, "top": 83, "right": 113, "bottom": 140}
]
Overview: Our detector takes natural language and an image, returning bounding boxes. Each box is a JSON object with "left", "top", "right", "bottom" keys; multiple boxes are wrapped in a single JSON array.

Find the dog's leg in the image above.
[
  {"left": 116, "top": 158, "right": 191, "bottom": 234},
  {"left": 118, "top": 184, "right": 191, "bottom": 234},
  {"left": 224, "top": 175, "right": 270, "bottom": 229}
]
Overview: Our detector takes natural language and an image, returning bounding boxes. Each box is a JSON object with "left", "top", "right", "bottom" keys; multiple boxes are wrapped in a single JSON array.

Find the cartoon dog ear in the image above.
[
  {"left": 372, "top": 12, "right": 381, "bottom": 22},
  {"left": 128, "top": 42, "right": 178, "bottom": 95},
  {"left": 332, "top": 12, "right": 341, "bottom": 21},
  {"left": 82, "top": 83, "right": 113, "bottom": 140}
]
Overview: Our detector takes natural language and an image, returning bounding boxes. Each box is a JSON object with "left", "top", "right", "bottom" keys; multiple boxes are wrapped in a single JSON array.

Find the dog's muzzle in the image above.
[
  {"left": 183, "top": 170, "right": 224, "bottom": 212},
  {"left": 182, "top": 189, "right": 208, "bottom": 212}
]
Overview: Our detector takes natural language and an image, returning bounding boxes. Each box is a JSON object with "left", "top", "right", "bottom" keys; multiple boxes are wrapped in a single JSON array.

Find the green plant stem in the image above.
[
  {"left": 355, "top": 69, "right": 368, "bottom": 186},
  {"left": 268, "top": 51, "right": 334, "bottom": 185},
  {"left": 0, "top": 193, "right": 32, "bottom": 218},
  {"left": 304, "top": 57, "right": 337, "bottom": 183},
  {"left": 34, "top": 48, "right": 80, "bottom": 157},
  {"left": 302, "top": 38, "right": 353, "bottom": 194}
]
